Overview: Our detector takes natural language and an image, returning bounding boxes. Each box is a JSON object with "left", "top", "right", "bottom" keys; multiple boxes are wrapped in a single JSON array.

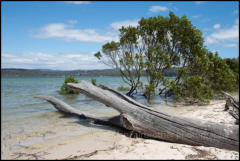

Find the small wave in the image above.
[
  {"left": 23, "top": 111, "right": 62, "bottom": 120},
  {"left": 9, "top": 102, "right": 49, "bottom": 109},
  {"left": 2, "top": 90, "right": 14, "bottom": 94}
]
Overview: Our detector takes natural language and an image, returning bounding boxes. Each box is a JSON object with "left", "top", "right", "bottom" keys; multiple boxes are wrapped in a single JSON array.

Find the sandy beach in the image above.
[
  {"left": 2, "top": 1, "right": 239, "bottom": 160},
  {"left": 3, "top": 98, "right": 238, "bottom": 160}
]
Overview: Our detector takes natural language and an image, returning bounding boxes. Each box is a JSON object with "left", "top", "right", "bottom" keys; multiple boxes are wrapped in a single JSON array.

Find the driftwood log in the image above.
[
  {"left": 222, "top": 92, "right": 239, "bottom": 124},
  {"left": 34, "top": 81, "right": 239, "bottom": 151}
]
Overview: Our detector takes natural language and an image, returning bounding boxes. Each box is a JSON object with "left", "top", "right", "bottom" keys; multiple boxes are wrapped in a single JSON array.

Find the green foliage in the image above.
[
  {"left": 117, "top": 86, "right": 130, "bottom": 91},
  {"left": 91, "top": 78, "right": 97, "bottom": 86},
  {"left": 94, "top": 27, "right": 144, "bottom": 96},
  {"left": 137, "top": 11, "right": 205, "bottom": 100},
  {"left": 224, "top": 57, "right": 239, "bottom": 84},
  {"left": 94, "top": 11, "right": 238, "bottom": 103},
  {"left": 144, "top": 84, "right": 156, "bottom": 100},
  {"left": 206, "top": 52, "right": 238, "bottom": 92},
  {"left": 102, "top": 41, "right": 120, "bottom": 54},
  {"left": 177, "top": 76, "right": 213, "bottom": 103},
  {"left": 224, "top": 58, "right": 239, "bottom": 74},
  {"left": 64, "top": 75, "right": 78, "bottom": 84},
  {"left": 94, "top": 51, "right": 102, "bottom": 60},
  {"left": 169, "top": 52, "right": 238, "bottom": 103},
  {"left": 58, "top": 75, "right": 79, "bottom": 95}
]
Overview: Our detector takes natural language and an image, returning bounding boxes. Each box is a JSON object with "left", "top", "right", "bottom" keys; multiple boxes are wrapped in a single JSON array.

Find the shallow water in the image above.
[{"left": 1, "top": 76, "right": 176, "bottom": 158}]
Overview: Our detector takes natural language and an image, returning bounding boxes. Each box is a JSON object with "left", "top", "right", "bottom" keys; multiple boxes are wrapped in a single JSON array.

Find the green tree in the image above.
[
  {"left": 171, "top": 76, "right": 214, "bottom": 103},
  {"left": 94, "top": 11, "right": 238, "bottom": 103},
  {"left": 58, "top": 75, "right": 79, "bottom": 95},
  {"left": 137, "top": 12, "right": 206, "bottom": 100},
  {"left": 206, "top": 52, "right": 238, "bottom": 92},
  {"left": 170, "top": 51, "right": 238, "bottom": 103},
  {"left": 224, "top": 58, "right": 239, "bottom": 73},
  {"left": 94, "top": 27, "right": 144, "bottom": 96},
  {"left": 224, "top": 57, "right": 239, "bottom": 84}
]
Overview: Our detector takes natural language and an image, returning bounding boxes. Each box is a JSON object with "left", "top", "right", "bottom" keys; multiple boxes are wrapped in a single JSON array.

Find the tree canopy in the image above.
[{"left": 95, "top": 11, "right": 239, "bottom": 103}]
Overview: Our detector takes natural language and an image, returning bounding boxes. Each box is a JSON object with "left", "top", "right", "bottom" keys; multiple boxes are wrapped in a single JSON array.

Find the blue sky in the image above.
[{"left": 1, "top": 1, "right": 239, "bottom": 70}]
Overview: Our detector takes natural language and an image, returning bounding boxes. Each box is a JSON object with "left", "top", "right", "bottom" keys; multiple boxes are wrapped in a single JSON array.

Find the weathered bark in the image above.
[
  {"left": 229, "top": 110, "right": 239, "bottom": 124},
  {"left": 33, "top": 95, "right": 125, "bottom": 129},
  {"left": 34, "top": 81, "right": 239, "bottom": 151},
  {"left": 222, "top": 92, "right": 239, "bottom": 111},
  {"left": 222, "top": 91, "right": 239, "bottom": 124}
]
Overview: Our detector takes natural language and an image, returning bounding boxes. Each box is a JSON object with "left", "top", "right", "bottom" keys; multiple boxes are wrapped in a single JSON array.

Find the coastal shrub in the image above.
[
  {"left": 174, "top": 76, "right": 213, "bottom": 103},
  {"left": 94, "top": 10, "right": 238, "bottom": 103},
  {"left": 224, "top": 57, "right": 239, "bottom": 74},
  {"left": 117, "top": 86, "right": 130, "bottom": 91},
  {"left": 206, "top": 52, "right": 238, "bottom": 92},
  {"left": 91, "top": 78, "right": 97, "bottom": 86},
  {"left": 144, "top": 84, "right": 156, "bottom": 100},
  {"left": 58, "top": 75, "right": 79, "bottom": 95},
  {"left": 224, "top": 57, "right": 239, "bottom": 87},
  {"left": 95, "top": 11, "right": 207, "bottom": 100},
  {"left": 94, "top": 29, "right": 144, "bottom": 96},
  {"left": 169, "top": 52, "right": 238, "bottom": 103}
]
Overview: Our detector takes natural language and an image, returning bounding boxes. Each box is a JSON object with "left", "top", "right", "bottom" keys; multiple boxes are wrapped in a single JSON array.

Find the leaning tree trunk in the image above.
[{"left": 34, "top": 81, "right": 239, "bottom": 151}]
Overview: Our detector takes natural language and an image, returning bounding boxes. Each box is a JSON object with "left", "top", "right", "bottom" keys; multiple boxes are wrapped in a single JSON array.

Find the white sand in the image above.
[{"left": 2, "top": 99, "right": 239, "bottom": 160}]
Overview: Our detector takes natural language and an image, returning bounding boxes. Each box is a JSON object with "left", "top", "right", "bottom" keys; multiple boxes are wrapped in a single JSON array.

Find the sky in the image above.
[{"left": 1, "top": 1, "right": 239, "bottom": 70}]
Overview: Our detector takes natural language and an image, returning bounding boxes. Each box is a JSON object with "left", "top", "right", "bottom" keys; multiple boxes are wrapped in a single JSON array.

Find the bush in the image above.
[
  {"left": 206, "top": 53, "right": 238, "bottom": 93},
  {"left": 224, "top": 58, "right": 239, "bottom": 74},
  {"left": 224, "top": 58, "right": 239, "bottom": 87},
  {"left": 169, "top": 52, "right": 239, "bottom": 103},
  {"left": 144, "top": 84, "right": 156, "bottom": 100},
  {"left": 117, "top": 86, "right": 130, "bottom": 91},
  {"left": 169, "top": 76, "right": 214, "bottom": 103},
  {"left": 182, "top": 76, "right": 213, "bottom": 103},
  {"left": 91, "top": 78, "right": 97, "bottom": 86},
  {"left": 58, "top": 75, "right": 79, "bottom": 95}
]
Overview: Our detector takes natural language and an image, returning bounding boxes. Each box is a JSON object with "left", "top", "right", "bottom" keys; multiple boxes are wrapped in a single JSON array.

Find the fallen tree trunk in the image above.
[
  {"left": 222, "top": 91, "right": 239, "bottom": 111},
  {"left": 34, "top": 81, "right": 239, "bottom": 151},
  {"left": 229, "top": 110, "right": 239, "bottom": 125},
  {"left": 33, "top": 95, "right": 125, "bottom": 129},
  {"left": 222, "top": 92, "right": 239, "bottom": 124}
]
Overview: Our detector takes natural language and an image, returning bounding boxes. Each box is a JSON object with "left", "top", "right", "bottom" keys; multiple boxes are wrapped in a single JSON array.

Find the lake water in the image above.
[{"left": 1, "top": 76, "right": 175, "bottom": 158}]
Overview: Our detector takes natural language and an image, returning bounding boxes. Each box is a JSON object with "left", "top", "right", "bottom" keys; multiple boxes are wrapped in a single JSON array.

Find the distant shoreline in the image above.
[{"left": 1, "top": 68, "right": 177, "bottom": 77}]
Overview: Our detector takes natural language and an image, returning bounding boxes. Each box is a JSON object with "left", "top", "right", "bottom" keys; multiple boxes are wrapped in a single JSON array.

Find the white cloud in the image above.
[
  {"left": 64, "top": 1, "right": 90, "bottom": 5},
  {"left": 234, "top": 10, "right": 238, "bottom": 14},
  {"left": 213, "top": 24, "right": 221, "bottom": 29},
  {"left": 205, "top": 20, "right": 239, "bottom": 47},
  {"left": 149, "top": 6, "right": 168, "bottom": 12},
  {"left": 2, "top": 52, "right": 109, "bottom": 70},
  {"left": 110, "top": 19, "right": 139, "bottom": 30},
  {"left": 235, "top": 18, "right": 239, "bottom": 25},
  {"left": 32, "top": 22, "right": 117, "bottom": 43}
]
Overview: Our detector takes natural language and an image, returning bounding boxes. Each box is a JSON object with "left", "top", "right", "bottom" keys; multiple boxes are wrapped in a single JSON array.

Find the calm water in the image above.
[{"left": 1, "top": 76, "right": 174, "bottom": 157}]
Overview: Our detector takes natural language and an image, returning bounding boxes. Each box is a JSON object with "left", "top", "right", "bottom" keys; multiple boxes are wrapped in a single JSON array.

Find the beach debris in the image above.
[
  {"left": 222, "top": 91, "right": 239, "bottom": 124},
  {"left": 34, "top": 80, "right": 239, "bottom": 151}
]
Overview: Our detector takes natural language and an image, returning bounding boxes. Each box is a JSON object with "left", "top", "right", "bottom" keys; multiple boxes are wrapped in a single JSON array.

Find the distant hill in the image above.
[
  {"left": 1, "top": 68, "right": 121, "bottom": 77},
  {"left": 1, "top": 68, "right": 177, "bottom": 77}
]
